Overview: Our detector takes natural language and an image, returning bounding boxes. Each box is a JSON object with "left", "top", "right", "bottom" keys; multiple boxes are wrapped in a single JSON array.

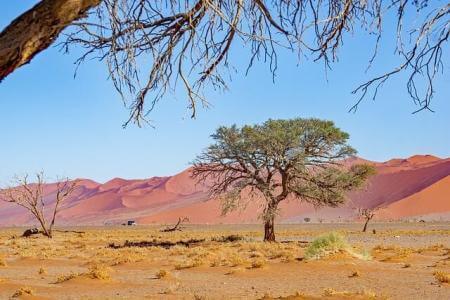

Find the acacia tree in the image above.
[
  {"left": 1, "top": 1, "right": 448, "bottom": 125},
  {"left": 192, "top": 118, "right": 375, "bottom": 241},
  {"left": 0, "top": 173, "right": 78, "bottom": 238}
]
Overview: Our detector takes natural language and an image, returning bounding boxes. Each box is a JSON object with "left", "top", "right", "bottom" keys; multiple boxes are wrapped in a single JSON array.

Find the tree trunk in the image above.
[
  {"left": 0, "top": 0, "right": 102, "bottom": 82},
  {"left": 264, "top": 215, "right": 276, "bottom": 242},
  {"left": 362, "top": 218, "right": 371, "bottom": 232},
  {"left": 33, "top": 211, "right": 52, "bottom": 238}
]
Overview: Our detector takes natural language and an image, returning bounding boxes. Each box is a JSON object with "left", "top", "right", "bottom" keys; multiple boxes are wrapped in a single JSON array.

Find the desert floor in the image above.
[{"left": 0, "top": 223, "right": 449, "bottom": 299}]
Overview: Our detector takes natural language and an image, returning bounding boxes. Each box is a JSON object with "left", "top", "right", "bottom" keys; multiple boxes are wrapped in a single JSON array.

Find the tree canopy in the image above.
[
  {"left": 192, "top": 118, "right": 375, "bottom": 241},
  {"left": 0, "top": 1, "right": 448, "bottom": 125}
]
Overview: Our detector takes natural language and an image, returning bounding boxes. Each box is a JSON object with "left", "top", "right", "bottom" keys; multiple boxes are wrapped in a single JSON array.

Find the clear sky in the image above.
[{"left": 1, "top": 1, "right": 449, "bottom": 183}]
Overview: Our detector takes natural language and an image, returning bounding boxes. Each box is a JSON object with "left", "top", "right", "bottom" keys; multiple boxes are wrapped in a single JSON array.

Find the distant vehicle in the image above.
[{"left": 127, "top": 220, "right": 137, "bottom": 226}]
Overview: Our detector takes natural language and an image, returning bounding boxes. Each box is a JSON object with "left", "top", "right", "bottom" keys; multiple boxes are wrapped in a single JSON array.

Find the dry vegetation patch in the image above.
[
  {"left": 11, "top": 287, "right": 34, "bottom": 298},
  {"left": 372, "top": 245, "right": 410, "bottom": 258},
  {"left": 434, "top": 271, "right": 450, "bottom": 284},
  {"left": 0, "top": 224, "right": 448, "bottom": 299},
  {"left": 55, "top": 272, "right": 79, "bottom": 284}
]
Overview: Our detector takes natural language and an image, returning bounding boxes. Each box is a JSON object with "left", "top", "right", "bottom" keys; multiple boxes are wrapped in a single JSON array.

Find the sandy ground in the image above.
[{"left": 0, "top": 222, "right": 449, "bottom": 299}]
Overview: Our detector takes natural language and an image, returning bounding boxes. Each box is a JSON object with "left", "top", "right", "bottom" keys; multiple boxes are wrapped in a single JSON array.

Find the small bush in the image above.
[
  {"left": 305, "top": 232, "right": 349, "bottom": 260},
  {"left": 434, "top": 271, "right": 449, "bottom": 283},
  {"left": 305, "top": 232, "right": 370, "bottom": 260},
  {"left": 38, "top": 266, "right": 47, "bottom": 275}
]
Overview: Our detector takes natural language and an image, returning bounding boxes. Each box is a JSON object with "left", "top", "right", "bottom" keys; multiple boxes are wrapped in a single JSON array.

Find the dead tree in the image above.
[
  {"left": 0, "top": 173, "right": 79, "bottom": 238},
  {"left": 357, "top": 207, "right": 380, "bottom": 233},
  {"left": 161, "top": 217, "right": 190, "bottom": 232},
  {"left": 1, "top": 1, "right": 448, "bottom": 124}
]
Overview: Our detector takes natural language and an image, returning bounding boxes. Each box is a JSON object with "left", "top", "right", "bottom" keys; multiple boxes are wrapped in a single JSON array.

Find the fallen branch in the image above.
[
  {"left": 22, "top": 228, "right": 40, "bottom": 238},
  {"left": 160, "top": 217, "right": 189, "bottom": 232}
]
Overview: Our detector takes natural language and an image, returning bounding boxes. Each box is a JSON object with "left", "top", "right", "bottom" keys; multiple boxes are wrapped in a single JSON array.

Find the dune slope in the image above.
[{"left": 0, "top": 155, "right": 448, "bottom": 225}]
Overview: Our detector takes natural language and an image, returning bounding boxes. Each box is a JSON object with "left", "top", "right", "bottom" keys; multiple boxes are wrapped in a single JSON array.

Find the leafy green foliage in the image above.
[{"left": 192, "top": 118, "right": 375, "bottom": 241}]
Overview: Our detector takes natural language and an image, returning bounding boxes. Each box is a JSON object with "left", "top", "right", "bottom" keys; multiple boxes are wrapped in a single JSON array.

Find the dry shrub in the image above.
[
  {"left": 250, "top": 259, "right": 266, "bottom": 269},
  {"left": 268, "top": 249, "right": 296, "bottom": 262},
  {"left": 174, "top": 258, "right": 203, "bottom": 270},
  {"left": 55, "top": 272, "right": 79, "bottom": 283},
  {"left": 227, "top": 252, "right": 248, "bottom": 267},
  {"left": 87, "top": 264, "right": 112, "bottom": 280},
  {"left": 98, "top": 248, "right": 148, "bottom": 266},
  {"left": 433, "top": 271, "right": 449, "bottom": 284},
  {"left": 12, "top": 287, "right": 34, "bottom": 298},
  {"left": 250, "top": 251, "right": 264, "bottom": 258},
  {"left": 55, "top": 264, "right": 112, "bottom": 283},
  {"left": 38, "top": 266, "right": 47, "bottom": 275},
  {"left": 110, "top": 253, "right": 145, "bottom": 266},
  {"left": 155, "top": 269, "right": 170, "bottom": 279}
]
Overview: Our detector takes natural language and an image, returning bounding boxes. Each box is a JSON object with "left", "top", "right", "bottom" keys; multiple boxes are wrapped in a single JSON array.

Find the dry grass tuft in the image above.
[
  {"left": 87, "top": 264, "right": 112, "bottom": 280},
  {"left": 322, "top": 288, "right": 384, "bottom": 299},
  {"left": 12, "top": 287, "right": 34, "bottom": 298},
  {"left": 38, "top": 266, "right": 47, "bottom": 275},
  {"left": 55, "top": 272, "right": 79, "bottom": 284},
  {"left": 250, "top": 259, "right": 266, "bottom": 269},
  {"left": 433, "top": 271, "right": 449, "bottom": 284},
  {"left": 227, "top": 252, "right": 248, "bottom": 267},
  {"left": 174, "top": 258, "right": 203, "bottom": 270},
  {"left": 349, "top": 270, "right": 360, "bottom": 278},
  {"left": 372, "top": 245, "right": 414, "bottom": 262}
]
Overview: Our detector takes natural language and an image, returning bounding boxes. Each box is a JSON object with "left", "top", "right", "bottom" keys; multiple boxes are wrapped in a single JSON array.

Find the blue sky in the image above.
[{"left": 1, "top": 1, "right": 449, "bottom": 183}]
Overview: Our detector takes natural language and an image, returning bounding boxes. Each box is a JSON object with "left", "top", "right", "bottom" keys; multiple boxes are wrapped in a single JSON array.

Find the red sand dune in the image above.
[{"left": 0, "top": 155, "right": 448, "bottom": 226}]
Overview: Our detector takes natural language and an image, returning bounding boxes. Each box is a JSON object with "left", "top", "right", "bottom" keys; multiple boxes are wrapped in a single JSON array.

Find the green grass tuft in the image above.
[{"left": 305, "top": 232, "right": 370, "bottom": 260}]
